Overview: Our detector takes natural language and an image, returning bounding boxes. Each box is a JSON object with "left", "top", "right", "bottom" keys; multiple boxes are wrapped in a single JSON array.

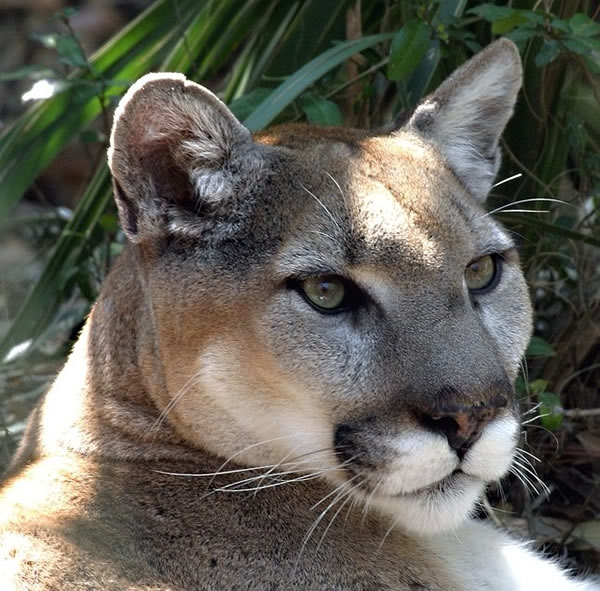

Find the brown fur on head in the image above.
[{"left": 82, "top": 39, "right": 532, "bottom": 534}]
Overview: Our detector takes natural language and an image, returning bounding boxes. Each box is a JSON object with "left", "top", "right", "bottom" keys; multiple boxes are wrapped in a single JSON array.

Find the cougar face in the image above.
[
  {"left": 242, "top": 134, "right": 529, "bottom": 533},
  {"left": 109, "top": 39, "right": 531, "bottom": 534}
]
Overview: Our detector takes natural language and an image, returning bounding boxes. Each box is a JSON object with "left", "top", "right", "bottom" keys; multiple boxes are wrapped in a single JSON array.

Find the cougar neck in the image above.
[{"left": 34, "top": 246, "right": 197, "bottom": 463}]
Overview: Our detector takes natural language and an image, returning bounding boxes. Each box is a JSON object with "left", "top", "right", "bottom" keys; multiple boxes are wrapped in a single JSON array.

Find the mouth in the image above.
[
  {"left": 350, "top": 468, "right": 478, "bottom": 500},
  {"left": 334, "top": 465, "right": 486, "bottom": 534},
  {"left": 401, "top": 469, "right": 467, "bottom": 496}
]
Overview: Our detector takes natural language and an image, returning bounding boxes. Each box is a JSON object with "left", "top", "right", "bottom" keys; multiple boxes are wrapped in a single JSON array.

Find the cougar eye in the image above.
[
  {"left": 288, "top": 274, "right": 367, "bottom": 315},
  {"left": 465, "top": 254, "right": 501, "bottom": 293},
  {"left": 300, "top": 276, "right": 347, "bottom": 311}
]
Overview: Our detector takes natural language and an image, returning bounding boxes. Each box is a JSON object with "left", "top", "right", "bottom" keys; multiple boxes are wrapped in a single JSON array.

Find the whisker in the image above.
[
  {"left": 491, "top": 173, "right": 522, "bottom": 188},
  {"left": 513, "top": 457, "right": 539, "bottom": 479},
  {"left": 362, "top": 480, "right": 382, "bottom": 523},
  {"left": 512, "top": 459, "right": 550, "bottom": 496},
  {"left": 510, "top": 463, "right": 542, "bottom": 496},
  {"left": 492, "top": 209, "right": 549, "bottom": 215},
  {"left": 214, "top": 456, "right": 341, "bottom": 493},
  {"left": 214, "top": 452, "right": 347, "bottom": 494},
  {"left": 251, "top": 447, "right": 312, "bottom": 496},
  {"left": 153, "top": 449, "right": 336, "bottom": 479},
  {"left": 315, "top": 480, "right": 363, "bottom": 553},
  {"left": 250, "top": 447, "right": 341, "bottom": 497},
  {"left": 325, "top": 170, "right": 353, "bottom": 221},
  {"left": 149, "top": 371, "right": 202, "bottom": 433},
  {"left": 521, "top": 412, "right": 548, "bottom": 425},
  {"left": 207, "top": 434, "right": 307, "bottom": 488},
  {"left": 480, "top": 493, "right": 502, "bottom": 527},
  {"left": 325, "top": 170, "right": 351, "bottom": 221},
  {"left": 514, "top": 450, "right": 541, "bottom": 471},
  {"left": 377, "top": 514, "right": 400, "bottom": 554},
  {"left": 514, "top": 447, "right": 541, "bottom": 463},
  {"left": 207, "top": 465, "right": 341, "bottom": 499},
  {"left": 520, "top": 424, "right": 560, "bottom": 450},
  {"left": 512, "top": 458, "right": 542, "bottom": 485},
  {"left": 510, "top": 466, "right": 537, "bottom": 496},
  {"left": 154, "top": 464, "right": 277, "bottom": 478},
  {"left": 212, "top": 465, "right": 324, "bottom": 491},
  {"left": 212, "top": 471, "right": 328, "bottom": 494},
  {"left": 310, "top": 458, "right": 358, "bottom": 510},
  {"left": 296, "top": 475, "right": 361, "bottom": 568},
  {"left": 495, "top": 479, "right": 508, "bottom": 511},
  {"left": 521, "top": 402, "right": 543, "bottom": 417},
  {"left": 213, "top": 468, "right": 303, "bottom": 489},
  {"left": 300, "top": 183, "right": 341, "bottom": 231},
  {"left": 485, "top": 197, "right": 567, "bottom": 217},
  {"left": 344, "top": 495, "right": 362, "bottom": 528},
  {"left": 530, "top": 483, "right": 553, "bottom": 509},
  {"left": 519, "top": 359, "right": 530, "bottom": 387},
  {"left": 308, "top": 229, "right": 338, "bottom": 241}
]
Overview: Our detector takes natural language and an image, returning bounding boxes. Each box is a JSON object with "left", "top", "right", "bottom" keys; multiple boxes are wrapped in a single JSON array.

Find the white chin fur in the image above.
[
  {"left": 347, "top": 414, "right": 520, "bottom": 534},
  {"left": 366, "top": 473, "right": 485, "bottom": 534}
]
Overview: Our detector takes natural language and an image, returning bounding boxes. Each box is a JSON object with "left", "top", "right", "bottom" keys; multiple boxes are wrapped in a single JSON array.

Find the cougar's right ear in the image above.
[{"left": 108, "top": 73, "right": 259, "bottom": 243}]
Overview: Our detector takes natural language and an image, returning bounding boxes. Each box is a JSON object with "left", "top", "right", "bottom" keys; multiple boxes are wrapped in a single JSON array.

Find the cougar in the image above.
[{"left": 1, "top": 38, "right": 597, "bottom": 590}]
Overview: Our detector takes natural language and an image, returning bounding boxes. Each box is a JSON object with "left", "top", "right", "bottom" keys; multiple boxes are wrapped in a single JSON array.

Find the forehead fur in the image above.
[
  {"left": 107, "top": 39, "right": 520, "bottom": 276},
  {"left": 257, "top": 126, "right": 492, "bottom": 276},
  {"left": 255, "top": 122, "right": 369, "bottom": 148}
]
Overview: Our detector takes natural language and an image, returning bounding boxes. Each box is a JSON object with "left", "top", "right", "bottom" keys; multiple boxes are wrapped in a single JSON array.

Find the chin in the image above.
[{"left": 363, "top": 472, "right": 486, "bottom": 534}]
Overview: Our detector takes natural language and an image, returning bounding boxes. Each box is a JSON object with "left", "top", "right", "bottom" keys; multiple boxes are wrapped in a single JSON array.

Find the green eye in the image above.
[
  {"left": 465, "top": 254, "right": 499, "bottom": 292},
  {"left": 300, "top": 276, "right": 347, "bottom": 311}
]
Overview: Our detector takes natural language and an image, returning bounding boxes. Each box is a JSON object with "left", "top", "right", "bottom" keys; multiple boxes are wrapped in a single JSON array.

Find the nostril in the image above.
[
  {"left": 493, "top": 395, "right": 508, "bottom": 409},
  {"left": 418, "top": 413, "right": 459, "bottom": 439},
  {"left": 416, "top": 409, "right": 484, "bottom": 456},
  {"left": 418, "top": 412, "right": 465, "bottom": 450}
]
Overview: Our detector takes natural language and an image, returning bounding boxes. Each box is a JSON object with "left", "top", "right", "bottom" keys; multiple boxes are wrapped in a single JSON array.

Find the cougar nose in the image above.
[{"left": 417, "top": 398, "right": 506, "bottom": 458}]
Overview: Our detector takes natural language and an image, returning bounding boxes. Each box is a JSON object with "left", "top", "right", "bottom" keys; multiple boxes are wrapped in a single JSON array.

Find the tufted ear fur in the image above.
[
  {"left": 108, "top": 73, "right": 258, "bottom": 243},
  {"left": 406, "top": 38, "right": 522, "bottom": 201}
]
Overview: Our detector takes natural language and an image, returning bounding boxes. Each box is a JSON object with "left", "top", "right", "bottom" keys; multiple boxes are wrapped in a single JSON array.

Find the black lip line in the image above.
[
  {"left": 353, "top": 469, "right": 473, "bottom": 498},
  {"left": 400, "top": 470, "right": 463, "bottom": 497}
]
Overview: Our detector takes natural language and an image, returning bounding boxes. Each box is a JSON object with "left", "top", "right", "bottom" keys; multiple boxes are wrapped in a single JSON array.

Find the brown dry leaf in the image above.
[
  {"left": 570, "top": 521, "right": 600, "bottom": 552},
  {"left": 577, "top": 432, "right": 600, "bottom": 457}
]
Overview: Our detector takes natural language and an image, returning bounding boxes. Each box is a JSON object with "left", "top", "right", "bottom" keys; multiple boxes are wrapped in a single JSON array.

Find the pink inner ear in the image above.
[
  {"left": 124, "top": 99, "right": 190, "bottom": 158},
  {"left": 111, "top": 74, "right": 252, "bottom": 189},
  {"left": 108, "top": 74, "right": 259, "bottom": 242}
]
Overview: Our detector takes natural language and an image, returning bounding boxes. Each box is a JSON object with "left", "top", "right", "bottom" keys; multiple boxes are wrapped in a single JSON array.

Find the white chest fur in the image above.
[{"left": 421, "top": 520, "right": 599, "bottom": 591}]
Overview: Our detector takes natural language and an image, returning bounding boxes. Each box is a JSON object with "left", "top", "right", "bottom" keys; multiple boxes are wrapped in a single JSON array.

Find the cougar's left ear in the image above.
[
  {"left": 405, "top": 38, "right": 522, "bottom": 201},
  {"left": 108, "top": 73, "right": 260, "bottom": 243}
]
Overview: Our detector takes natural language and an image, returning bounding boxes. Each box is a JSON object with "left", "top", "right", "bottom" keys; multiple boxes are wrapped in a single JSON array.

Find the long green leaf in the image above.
[
  {"left": 0, "top": 163, "right": 112, "bottom": 362},
  {"left": 499, "top": 213, "right": 600, "bottom": 248},
  {"left": 387, "top": 21, "right": 431, "bottom": 82},
  {"left": 241, "top": 2, "right": 302, "bottom": 95},
  {"left": 194, "top": 1, "right": 271, "bottom": 78},
  {"left": 243, "top": 33, "right": 393, "bottom": 131},
  {"left": 407, "top": 0, "right": 468, "bottom": 102},
  {"left": 159, "top": 0, "right": 238, "bottom": 73},
  {"left": 0, "top": 0, "right": 199, "bottom": 219}
]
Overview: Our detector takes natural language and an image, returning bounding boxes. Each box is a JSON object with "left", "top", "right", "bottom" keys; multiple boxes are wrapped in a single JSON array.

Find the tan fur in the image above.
[{"left": 1, "top": 39, "right": 598, "bottom": 590}]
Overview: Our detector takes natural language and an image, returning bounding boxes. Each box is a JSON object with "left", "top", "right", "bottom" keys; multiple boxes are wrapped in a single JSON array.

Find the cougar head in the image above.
[{"left": 108, "top": 39, "right": 531, "bottom": 534}]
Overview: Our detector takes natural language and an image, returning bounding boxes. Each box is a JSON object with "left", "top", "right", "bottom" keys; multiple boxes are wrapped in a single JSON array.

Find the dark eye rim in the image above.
[
  {"left": 287, "top": 275, "right": 365, "bottom": 315},
  {"left": 466, "top": 253, "right": 503, "bottom": 295}
]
